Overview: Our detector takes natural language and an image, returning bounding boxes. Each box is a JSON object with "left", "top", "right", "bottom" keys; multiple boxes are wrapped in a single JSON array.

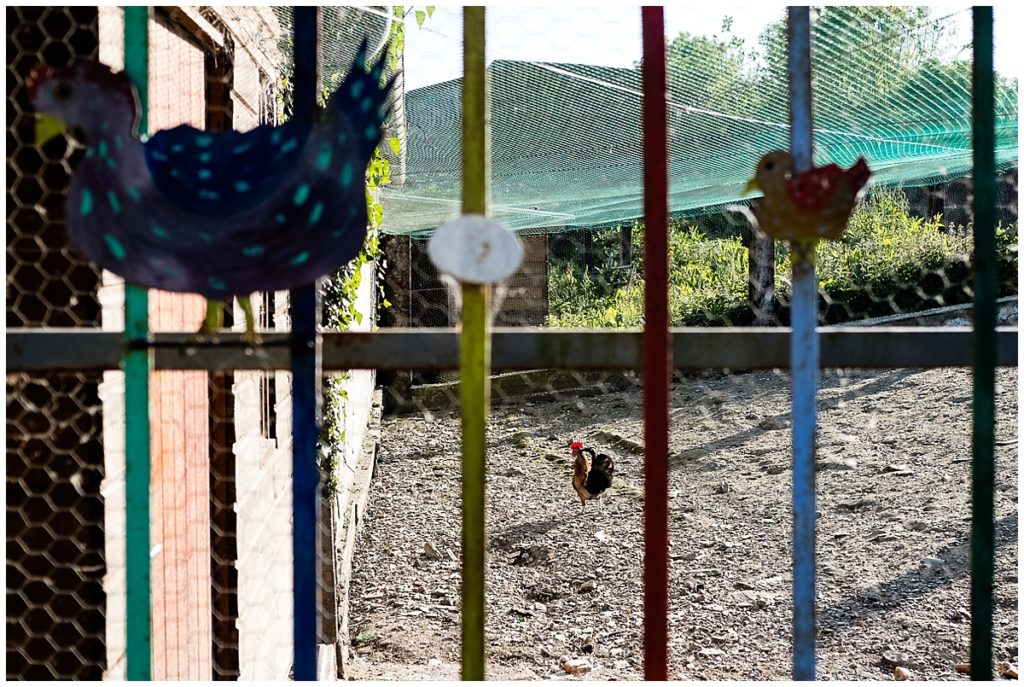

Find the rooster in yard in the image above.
[{"left": 570, "top": 440, "right": 614, "bottom": 513}]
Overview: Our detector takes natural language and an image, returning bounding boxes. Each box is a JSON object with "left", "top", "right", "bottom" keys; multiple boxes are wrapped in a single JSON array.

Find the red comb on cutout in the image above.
[
  {"left": 25, "top": 63, "right": 53, "bottom": 100},
  {"left": 570, "top": 441, "right": 584, "bottom": 450}
]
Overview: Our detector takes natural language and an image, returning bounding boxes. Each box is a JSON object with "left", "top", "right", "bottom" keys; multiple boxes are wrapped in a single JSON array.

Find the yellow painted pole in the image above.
[{"left": 460, "top": 5, "right": 489, "bottom": 681}]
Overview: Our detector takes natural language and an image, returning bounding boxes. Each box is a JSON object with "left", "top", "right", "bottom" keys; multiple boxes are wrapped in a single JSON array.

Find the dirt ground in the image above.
[{"left": 345, "top": 366, "right": 1018, "bottom": 681}]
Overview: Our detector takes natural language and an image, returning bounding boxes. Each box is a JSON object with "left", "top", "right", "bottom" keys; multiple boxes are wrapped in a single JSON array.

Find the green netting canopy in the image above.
[{"left": 381, "top": 6, "right": 1018, "bottom": 236}]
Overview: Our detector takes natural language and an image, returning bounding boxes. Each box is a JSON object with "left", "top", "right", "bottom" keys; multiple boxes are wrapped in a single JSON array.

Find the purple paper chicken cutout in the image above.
[{"left": 28, "top": 41, "right": 393, "bottom": 339}]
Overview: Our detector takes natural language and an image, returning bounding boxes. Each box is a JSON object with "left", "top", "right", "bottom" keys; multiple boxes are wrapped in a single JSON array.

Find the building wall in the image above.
[
  {"left": 96, "top": 7, "right": 213, "bottom": 680},
  {"left": 146, "top": 16, "right": 213, "bottom": 680}
]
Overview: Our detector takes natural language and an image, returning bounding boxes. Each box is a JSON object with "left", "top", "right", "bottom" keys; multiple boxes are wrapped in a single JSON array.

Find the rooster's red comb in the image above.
[{"left": 570, "top": 441, "right": 584, "bottom": 450}]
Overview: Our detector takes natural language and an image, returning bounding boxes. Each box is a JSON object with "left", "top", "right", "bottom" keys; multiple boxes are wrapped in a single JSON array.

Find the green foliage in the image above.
[
  {"left": 547, "top": 189, "right": 1019, "bottom": 328},
  {"left": 317, "top": 5, "right": 435, "bottom": 499}
]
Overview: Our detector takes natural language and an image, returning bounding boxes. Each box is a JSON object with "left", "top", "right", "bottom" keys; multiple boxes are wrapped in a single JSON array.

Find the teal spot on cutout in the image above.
[
  {"left": 232, "top": 142, "right": 252, "bottom": 154},
  {"left": 337, "top": 131, "right": 347, "bottom": 144},
  {"left": 242, "top": 245, "right": 265, "bottom": 257},
  {"left": 234, "top": 180, "right": 250, "bottom": 193},
  {"left": 275, "top": 213, "right": 287, "bottom": 224},
  {"left": 364, "top": 125, "right": 377, "bottom": 140},
  {"left": 103, "top": 233, "right": 126, "bottom": 260},
  {"left": 171, "top": 143, "right": 185, "bottom": 153},
  {"left": 332, "top": 229, "right": 344, "bottom": 238},
  {"left": 199, "top": 189, "right": 219, "bottom": 200},
  {"left": 114, "top": 134, "right": 124, "bottom": 152},
  {"left": 80, "top": 190, "right": 93, "bottom": 216},
  {"left": 199, "top": 232, "right": 213, "bottom": 242},
  {"left": 293, "top": 183, "right": 310, "bottom": 206},
  {"left": 350, "top": 80, "right": 364, "bottom": 98},
  {"left": 281, "top": 138, "right": 298, "bottom": 154},
  {"left": 107, "top": 191, "right": 122, "bottom": 215},
  {"left": 196, "top": 134, "right": 214, "bottom": 147},
  {"left": 126, "top": 187, "right": 141, "bottom": 203},
  {"left": 208, "top": 276, "right": 226, "bottom": 290},
  {"left": 316, "top": 143, "right": 333, "bottom": 171},
  {"left": 151, "top": 225, "right": 168, "bottom": 239},
  {"left": 198, "top": 169, "right": 212, "bottom": 180},
  {"left": 97, "top": 140, "right": 109, "bottom": 158},
  {"left": 360, "top": 96, "right": 373, "bottom": 113},
  {"left": 308, "top": 201, "right": 324, "bottom": 225},
  {"left": 170, "top": 169, "right": 181, "bottom": 178},
  {"left": 271, "top": 129, "right": 282, "bottom": 145},
  {"left": 85, "top": 148, "right": 95, "bottom": 159},
  {"left": 150, "top": 150, "right": 167, "bottom": 161},
  {"left": 289, "top": 251, "right": 310, "bottom": 266},
  {"left": 105, "top": 157, "right": 117, "bottom": 171},
  {"left": 199, "top": 151, "right": 212, "bottom": 163},
  {"left": 100, "top": 121, "right": 110, "bottom": 133},
  {"left": 340, "top": 162, "right": 354, "bottom": 188}
]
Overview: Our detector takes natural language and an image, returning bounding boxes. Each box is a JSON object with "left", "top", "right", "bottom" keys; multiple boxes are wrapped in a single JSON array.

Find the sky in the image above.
[{"left": 402, "top": 3, "right": 1022, "bottom": 91}]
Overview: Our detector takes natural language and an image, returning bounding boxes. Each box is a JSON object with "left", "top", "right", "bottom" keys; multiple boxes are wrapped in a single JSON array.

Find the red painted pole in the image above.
[{"left": 641, "top": 6, "right": 670, "bottom": 680}]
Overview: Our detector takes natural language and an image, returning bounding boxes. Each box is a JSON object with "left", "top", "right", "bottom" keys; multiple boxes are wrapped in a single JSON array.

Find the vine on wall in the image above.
[{"left": 318, "top": 6, "right": 431, "bottom": 497}]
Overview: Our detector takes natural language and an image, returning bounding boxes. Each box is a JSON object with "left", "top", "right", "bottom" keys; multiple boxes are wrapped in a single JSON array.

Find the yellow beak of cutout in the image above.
[
  {"left": 742, "top": 178, "right": 760, "bottom": 195},
  {"left": 35, "top": 113, "right": 68, "bottom": 145}
]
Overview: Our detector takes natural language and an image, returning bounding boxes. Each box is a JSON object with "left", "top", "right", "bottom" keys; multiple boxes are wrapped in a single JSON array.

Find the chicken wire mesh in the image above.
[
  {"left": 6, "top": 3, "right": 1020, "bottom": 682},
  {"left": 7, "top": 7, "right": 108, "bottom": 681}
]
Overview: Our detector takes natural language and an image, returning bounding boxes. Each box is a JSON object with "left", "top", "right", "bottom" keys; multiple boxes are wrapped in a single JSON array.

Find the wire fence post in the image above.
[
  {"left": 641, "top": 6, "right": 670, "bottom": 680},
  {"left": 290, "top": 5, "right": 320, "bottom": 680},
  {"left": 969, "top": 5, "right": 996, "bottom": 681},
  {"left": 787, "top": 6, "right": 817, "bottom": 681},
  {"left": 122, "top": 6, "right": 152, "bottom": 680},
  {"left": 460, "top": 6, "right": 489, "bottom": 680}
]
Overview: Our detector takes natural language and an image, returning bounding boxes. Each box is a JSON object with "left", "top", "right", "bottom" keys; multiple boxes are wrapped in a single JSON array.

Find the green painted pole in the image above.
[
  {"left": 969, "top": 5, "right": 996, "bottom": 681},
  {"left": 460, "top": 5, "right": 488, "bottom": 681},
  {"left": 122, "top": 5, "right": 152, "bottom": 680}
]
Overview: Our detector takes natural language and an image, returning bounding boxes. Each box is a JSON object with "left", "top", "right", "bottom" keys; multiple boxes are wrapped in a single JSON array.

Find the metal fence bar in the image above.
[
  {"left": 122, "top": 6, "right": 152, "bottom": 680},
  {"left": 7, "top": 328, "right": 1020, "bottom": 373},
  {"left": 787, "top": 6, "right": 817, "bottom": 680},
  {"left": 641, "top": 6, "right": 670, "bottom": 680},
  {"left": 290, "top": 6, "right": 320, "bottom": 680},
  {"left": 459, "top": 6, "right": 489, "bottom": 680},
  {"left": 970, "top": 5, "right": 996, "bottom": 680}
]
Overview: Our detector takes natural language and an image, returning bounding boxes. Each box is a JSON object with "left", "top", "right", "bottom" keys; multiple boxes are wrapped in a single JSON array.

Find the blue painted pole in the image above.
[
  {"left": 290, "top": 5, "right": 320, "bottom": 680},
  {"left": 787, "top": 6, "right": 817, "bottom": 681}
]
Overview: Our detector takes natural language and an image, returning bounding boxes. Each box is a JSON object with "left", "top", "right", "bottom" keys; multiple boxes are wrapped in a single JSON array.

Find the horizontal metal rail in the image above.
[{"left": 6, "top": 327, "right": 1018, "bottom": 372}]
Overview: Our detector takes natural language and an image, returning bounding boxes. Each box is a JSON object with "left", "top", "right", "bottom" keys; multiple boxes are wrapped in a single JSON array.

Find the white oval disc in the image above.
[{"left": 427, "top": 214, "right": 524, "bottom": 284}]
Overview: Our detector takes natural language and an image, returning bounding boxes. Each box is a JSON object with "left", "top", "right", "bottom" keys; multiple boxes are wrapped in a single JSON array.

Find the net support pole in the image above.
[
  {"left": 122, "top": 6, "right": 152, "bottom": 680},
  {"left": 641, "top": 6, "right": 670, "bottom": 680},
  {"left": 460, "top": 6, "right": 489, "bottom": 681},
  {"left": 969, "top": 5, "right": 996, "bottom": 681},
  {"left": 787, "top": 6, "right": 817, "bottom": 681},
  {"left": 290, "top": 5, "right": 320, "bottom": 680}
]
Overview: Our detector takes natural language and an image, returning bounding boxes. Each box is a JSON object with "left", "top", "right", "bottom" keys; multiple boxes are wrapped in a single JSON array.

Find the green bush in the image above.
[{"left": 546, "top": 187, "right": 1018, "bottom": 328}]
